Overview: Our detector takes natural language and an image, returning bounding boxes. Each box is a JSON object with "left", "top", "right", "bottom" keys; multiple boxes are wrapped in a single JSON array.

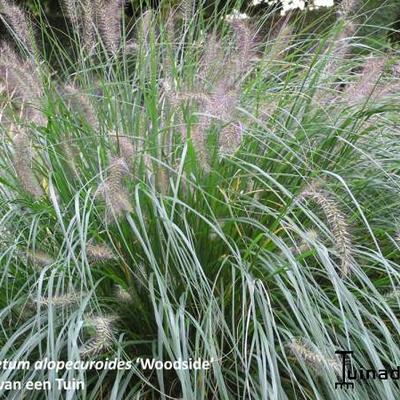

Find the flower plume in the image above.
[
  {"left": 80, "top": 315, "right": 118, "bottom": 358},
  {"left": 31, "top": 293, "right": 80, "bottom": 309},
  {"left": 12, "top": 129, "right": 44, "bottom": 199},
  {"left": 86, "top": 242, "right": 116, "bottom": 263},
  {"left": 287, "top": 337, "right": 341, "bottom": 376},
  {"left": 299, "top": 183, "right": 354, "bottom": 277},
  {"left": 110, "top": 133, "right": 135, "bottom": 167},
  {"left": 96, "top": 0, "right": 126, "bottom": 54},
  {"left": 0, "top": 42, "right": 46, "bottom": 126},
  {"left": 63, "top": 84, "right": 99, "bottom": 130},
  {"left": 342, "top": 56, "right": 386, "bottom": 104},
  {"left": 0, "top": 0, "right": 36, "bottom": 53},
  {"left": 97, "top": 157, "right": 132, "bottom": 223}
]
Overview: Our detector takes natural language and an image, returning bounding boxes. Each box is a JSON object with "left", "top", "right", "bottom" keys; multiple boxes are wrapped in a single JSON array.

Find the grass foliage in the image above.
[{"left": 1, "top": 0, "right": 400, "bottom": 398}]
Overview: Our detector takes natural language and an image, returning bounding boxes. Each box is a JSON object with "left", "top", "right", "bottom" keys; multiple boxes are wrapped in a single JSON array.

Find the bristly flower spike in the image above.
[
  {"left": 80, "top": 315, "right": 118, "bottom": 358},
  {"left": 287, "top": 337, "right": 342, "bottom": 376},
  {"left": 96, "top": 0, "right": 127, "bottom": 54},
  {"left": 96, "top": 157, "right": 132, "bottom": 223},
  {"left": 299, "top": 183, "right": 354, "bottom": 277},
  {"left": 12, "top": 128, "right": 44, "bottom": 199},
  {"left": 0, "top": 0, "right": 36, "bottom": 54}
]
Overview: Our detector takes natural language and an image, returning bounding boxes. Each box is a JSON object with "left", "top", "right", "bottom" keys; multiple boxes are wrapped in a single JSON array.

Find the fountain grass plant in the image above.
[{"left": 0, "top": 0, "right": 400, "bottom": 398}]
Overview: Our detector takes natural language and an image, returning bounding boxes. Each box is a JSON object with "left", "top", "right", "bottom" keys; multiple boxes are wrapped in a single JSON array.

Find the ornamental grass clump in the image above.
[{"left": 0, "top": 0, "right": 400, "bottom": 398}]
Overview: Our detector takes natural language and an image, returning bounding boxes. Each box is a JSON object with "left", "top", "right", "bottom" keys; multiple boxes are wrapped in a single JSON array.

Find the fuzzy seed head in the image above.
[
  {"left": 324, "top": 22, "right": 356, "bottom": 77},
  {"left": 13, "top": 130, "right": 44, "bottom": 199},
  {"left": 110, "top": 133, "right": 135, "bottom": 167},
  {"left": 299, "top": 184, "right": 354, "bottom": 276},
  {"left": 287, "top": 337, "right": 342, "bottom": 376},
  {"left": 219, "top": 122, "right": 243, "bottom": 157},
  {"left": 96, "top": 0, "right": 126, "bottom": 54},
  {"left": 80, "top": 315, "right": 118, "bottom": 358},
  {"left": 61, "top": 0, "right": 80, "bottom": 27},
  {"left": 82, "top": 0, "right": 96, "bottom": 54},
  {"left": 86, "top": 242, "right": 116, "bottom": 263},
  {"left": 64, "top": 84, "right": 99, "bottom": 130},
  {"left": 229, "top": 19, "right": 257, "bottom": 77},
  {"left": 180, "top": 0, "right": 194, "bottom": 23},
  {"left": 0, "top": 0, "right": 36, "bottom": 53},
  {"left": 343, "top": 56, "right": 386, "bottom": 104},
  {"left": 0, "top": 43, "right": 45, "bottom": 125},
  {"left": 25, "top": 250, "right": 54, "bottom": 269},
  {"left": 97, "top": 157, "right": 132, "bottom": 223},
  {"left": 32, "top": 293, "right": 80, "bottom": 309},
  {"left": 114, "top": 284, "right": 132, "bottom": 303},
  {"left": 337, "top": 0, "right": 360, "bottom": 18}
]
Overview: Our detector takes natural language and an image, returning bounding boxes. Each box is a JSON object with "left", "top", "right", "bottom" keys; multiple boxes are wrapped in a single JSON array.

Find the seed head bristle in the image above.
[
  {"left": 208, "top": 82, "right": 238, "bottom": 122},
  {"left": 268, "top": 23, "right": 293, "bottom": 62},
  {"left": 64, "top": 83, "right": 99, "bottom": 130},
  {"left": 97, "top": 157, "right": 132, "bottom": 223},
  {"left": 96, "top": 0, "right": 126, "bottom": 54},
  {"left": 86, "top": 242, "right": 116, "bottom": 263},
  {"left": 191, "top": 116, "right": 211, "bottom": 173},
  {"left": 218, "top": 122, "right": 243, "bottom": 157},
  {"left": 80, "top": 315, "right": 118, "bottom": 358},
  {"left": 290, "top": 229, "right": 319, "bottom": 256},
  {"left": 343, "top": 56, "right": 386, "bottom": 104},
  {"left": 199, "top": 32, "right": 225, "bottom": 83},
  {"left": 82, "top": 0, "right": 96, "bottom": 54},
  {"left": 324, "top": 21, "right": 357, "bottom": 77},
  {"left": 13, "top": 129, "right": 44, "bottom": 199},
  {"left": 337, "top": 0, "right": 360, "bottom": 19},
  {"left": 299, "top": 184, "right": 354, "bottom": 277},
  {"left": 287, "top": 337, "right": 342, "bottom": 376},
  {"left": 25, "top": 250, "right": 54, "bottom": 269},
  {"left": 32, "top": 293, "right": 79, "bottom": 309},
  {"left": 229, "top": 19, "right": 257, "bottom": 78},
  {"left": 61, "top": 140, "right": 80, "bottom": 179},
  {"left": 0, "top": 42, "right": 45, "bottom": 125},
  {"left": 164, "top": 8, "right": 176, "bottom": 64},
  {"left": 157, "top": 166, "right": 169, "bottom": 195},
  {"left": 61, "top": 0, "right": 80, "bottom": 27},
  {"left": 0, "top": 0, "right": 36, "bottom": 53},
  {"left": 114, "top": 284, "right": 132, "bottom": 303},
  {"left": 109, "top": 133, "right": 135, "bottom": 167},
  {"left": 180, "top": 0, "right": 194, "bottom": 24},
  {"left": 138, "top": 10, "right": 152, "bottom": 53}
]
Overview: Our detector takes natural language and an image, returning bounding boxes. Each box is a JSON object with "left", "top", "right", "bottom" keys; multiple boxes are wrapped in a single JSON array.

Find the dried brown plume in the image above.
[
  {"left": 64, "top": 83, "right": 99, "bottom": 130},
  {"left": 0, "top": 0, "right": 36, "bottom": 53},
  {"left": 12, "top": 128, "right": 44, "bottom": 199},
  {"left": 342, "top": 56, "right": 386, "bottom": 104},
  {"left": 97, "top": 157, "right": 132, "bottom": 223},
  {"left": 0, "top": 42, "right": 46, "bottom": 126},
  {"left": 95, "top": 0, "right": 127, "bottom": 54}
]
